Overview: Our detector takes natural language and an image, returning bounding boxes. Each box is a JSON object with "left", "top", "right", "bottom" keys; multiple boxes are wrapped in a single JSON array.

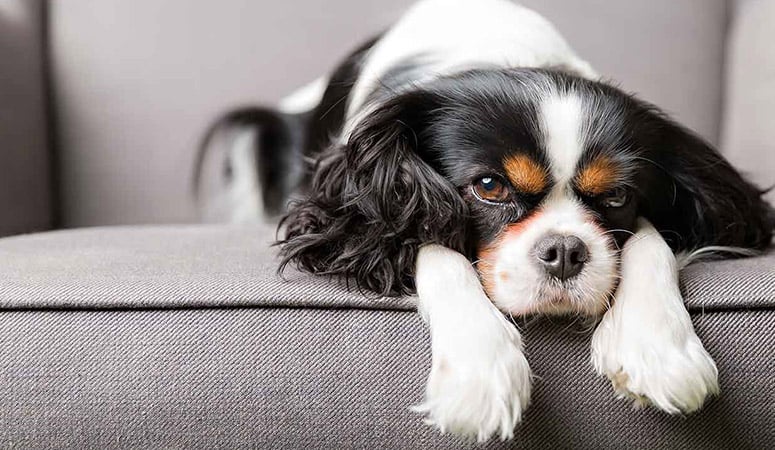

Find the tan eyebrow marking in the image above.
[
  {"left": 576, "top": 157, "right": 619, "bottom": 195},
  {"left": 502, "top": 154, "right": 548, "bottom": 194}
]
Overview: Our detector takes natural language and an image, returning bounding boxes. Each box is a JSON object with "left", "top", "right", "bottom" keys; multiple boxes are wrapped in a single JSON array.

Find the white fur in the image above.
[
  {"left": 226, "top": 129, "right": 264, "bottom": 223},
  {"left": 540, "top": 93, "right": 586, "bottom": 184},
  {"left": 413, "top": 245, "right": 531, "bottom": 442},
  {"left": 488, "top": 191, "right": 617, "bottom": 317},
  {"left": 278, "top": 76, "right": 328, "bottom": 114},
  {"left": 591, "top": 218, "right": 719, "bottom": 413},
  {"left": 343, "top": 0, "right": 596, "bottom": 135},
  {"left": 350, "top": 3, "right": 600, "bottom": 439},
  {"left": 198, "top": 127, "right": 265, "bottom": 224},
  {"left": 211, "top": 77, "right": 324, "bottom": 223}
]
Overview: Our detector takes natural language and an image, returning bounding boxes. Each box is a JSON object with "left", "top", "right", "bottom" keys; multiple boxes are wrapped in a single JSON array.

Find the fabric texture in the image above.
[
  {"left": 0, "top": 224, "right": 413, "bottom": 311},
  {"left": 0, "top": 305, "right": 772, "bottom": 449},
  {"left": 0, "top": 224, "right": 772, "bottom": 312},
  {"left": 0, "top": 225, "right": 773, "bottom": 448},
  {"left": 0, "top": 0, "right": 52, "bottom": 236}
]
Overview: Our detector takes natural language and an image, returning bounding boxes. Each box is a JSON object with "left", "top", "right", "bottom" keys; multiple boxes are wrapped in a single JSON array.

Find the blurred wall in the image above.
[
  {"left": 50, "top": 0, "right": 728, "bottom": 226},
  {"left": 721, "top": 0, "right": 775, "bottom": 204}
]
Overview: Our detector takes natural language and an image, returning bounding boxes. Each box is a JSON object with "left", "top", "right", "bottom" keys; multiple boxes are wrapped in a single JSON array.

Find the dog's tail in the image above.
[{"left": 192, "top": 107, "right": 310, "bottom": 223}]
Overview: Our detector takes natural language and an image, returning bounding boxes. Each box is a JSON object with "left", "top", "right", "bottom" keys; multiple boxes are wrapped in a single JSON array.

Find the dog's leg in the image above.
[
  {"left": 591, "top": 217, "right": 719, "bottom": 413},
  {"left": 413, "top": 244, "right": 531, "bottom": 442}
]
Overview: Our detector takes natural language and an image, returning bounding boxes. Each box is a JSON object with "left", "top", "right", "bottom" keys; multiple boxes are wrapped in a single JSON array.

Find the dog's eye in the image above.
[
  {"left": 472, "top": 176, "right": 510, "bottom": 203},
  {"left": 601, "top": 187, "right": 629, "bottom": 208}
]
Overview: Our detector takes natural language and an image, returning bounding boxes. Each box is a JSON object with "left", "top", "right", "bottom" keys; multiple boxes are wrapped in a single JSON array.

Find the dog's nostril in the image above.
[
  {"left": 534, "top": 235, "right": 563, "bottom": 264},
  {"left": 533, "top": 234, "right": 589, "bottom": 281},
  {"left": 569, "top": 251, "right": 583, "bottom": 264},
  {"left": 565, "top": 236, "right": 588, "bottom": 265},
  {"left": 542, "top": 248, "right": 558, "bottom": 262}
]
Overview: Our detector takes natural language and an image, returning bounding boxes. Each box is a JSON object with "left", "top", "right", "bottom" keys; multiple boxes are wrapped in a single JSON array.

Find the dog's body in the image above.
[{"left": 197, "top": 0, "right": 773, "bottom": 441}]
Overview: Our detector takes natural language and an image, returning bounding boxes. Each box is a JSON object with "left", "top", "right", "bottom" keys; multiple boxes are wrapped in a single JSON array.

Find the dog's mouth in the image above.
[{"left": 500, "top": 275, "right": 614, "bottom": 317}]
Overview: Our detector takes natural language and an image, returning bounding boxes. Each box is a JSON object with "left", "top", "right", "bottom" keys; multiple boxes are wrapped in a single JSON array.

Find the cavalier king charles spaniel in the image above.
[{"left": 196, "top": 0, "right": 773, "bottom": 442}]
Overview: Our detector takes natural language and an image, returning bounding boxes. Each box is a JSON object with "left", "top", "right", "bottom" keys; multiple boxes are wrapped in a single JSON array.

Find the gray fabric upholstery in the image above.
[
  {"left": 49, "top": 0, "right": 727, "bottom": 227},
  {"left": 0, "top": 0, "right": 52, "bottom": 236},
  {"left": 0, "top": 225, "right": 773, "bottom": 448},
  {"left": 0, "top": 224, "right": 412, "bottom": 311},
  {"left": 1, "top": 308, "right": 773, "bottom": 450},
  {"left": 0, "top": 224, "right": 772, "bottom": 312}
]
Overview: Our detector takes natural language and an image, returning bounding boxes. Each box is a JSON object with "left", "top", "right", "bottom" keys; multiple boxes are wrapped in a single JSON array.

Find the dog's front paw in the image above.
[
  {"left": 414, "top": 314, "right": 531, "bottom": 442},
  {"left": 591, "top": 320, "right": 719, "bottom": 414}
]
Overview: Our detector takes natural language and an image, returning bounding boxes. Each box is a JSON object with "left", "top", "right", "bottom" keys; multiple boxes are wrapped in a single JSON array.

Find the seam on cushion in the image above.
[
  {"left": 0, "top": 295, "right": 418, "bottom": 313},
  {"left": 687, "top": 303, "right": 775, "bottom": 314},
  {"left": 0, "top": 301, "right": 419, "bottom": 314},
  {"left": 1, "top": 302, "right": 772, "bottom": 315}
]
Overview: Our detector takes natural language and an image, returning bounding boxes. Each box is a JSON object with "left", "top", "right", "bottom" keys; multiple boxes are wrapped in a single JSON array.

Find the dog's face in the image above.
[
  {"left": 405, "top": 70, "right": 643, "bottom": 316},
  {"left": 281, "top": 68, "right": 772, "bottom": 305}
]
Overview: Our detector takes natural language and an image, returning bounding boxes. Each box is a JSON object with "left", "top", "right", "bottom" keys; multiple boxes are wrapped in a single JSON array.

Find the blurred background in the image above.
[{"left": 0, "top": 0, "right": 772, "bottom": 237}]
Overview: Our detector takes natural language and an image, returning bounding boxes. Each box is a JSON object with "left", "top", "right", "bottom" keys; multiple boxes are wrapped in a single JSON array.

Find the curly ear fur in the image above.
[
  {"left": 278, "top": 96, "right": 469, "bottom": 296},
  {"left": 638, "top": 110, "right": 774, "bottom": 251}
]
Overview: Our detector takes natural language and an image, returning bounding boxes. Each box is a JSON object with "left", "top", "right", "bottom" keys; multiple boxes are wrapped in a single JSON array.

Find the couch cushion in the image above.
[{"left": 0, "top": 225, "right": 771, "bottom": 312}]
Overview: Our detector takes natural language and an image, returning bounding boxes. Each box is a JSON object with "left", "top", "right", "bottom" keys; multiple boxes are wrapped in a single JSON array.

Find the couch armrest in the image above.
[{"left": 0, "top": 0, "right": 53, "bottom": 237}]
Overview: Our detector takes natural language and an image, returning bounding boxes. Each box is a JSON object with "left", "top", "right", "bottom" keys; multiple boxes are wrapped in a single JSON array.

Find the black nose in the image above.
[{"left": 533, "top": 234, "right": 589, "bottom": 281}]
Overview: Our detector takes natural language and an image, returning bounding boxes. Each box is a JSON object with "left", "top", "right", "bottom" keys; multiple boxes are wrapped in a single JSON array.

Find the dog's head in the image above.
[{"left": 281, "top": 68, "right": 772, "bottom": 315}]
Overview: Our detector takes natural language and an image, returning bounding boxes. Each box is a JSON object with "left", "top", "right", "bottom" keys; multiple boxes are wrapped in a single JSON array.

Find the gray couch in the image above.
[{"left": 1, "top": 1, "right": 773, "bottom": 448}]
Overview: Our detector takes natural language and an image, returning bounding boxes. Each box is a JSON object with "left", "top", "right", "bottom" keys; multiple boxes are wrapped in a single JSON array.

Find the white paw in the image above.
[
  {"left": 413, "top": 312, "right": 531, "bottom": 442},
  {"left": 591, "top": 320, "right": 719, "bottom": 414}
]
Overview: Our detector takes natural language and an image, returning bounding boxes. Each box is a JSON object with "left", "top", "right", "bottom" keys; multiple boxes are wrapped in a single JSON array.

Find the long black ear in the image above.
[
  {"left": 278, "top": 93, "right": 468, "bottom": 296},
  {"left": 637, "top": 109, "right": 773, "bottom": 251}
]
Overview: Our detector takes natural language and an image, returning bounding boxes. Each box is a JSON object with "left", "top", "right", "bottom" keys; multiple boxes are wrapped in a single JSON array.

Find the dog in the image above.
[{"left": 195, "top": 0, "right": 774, "bottom": 442}]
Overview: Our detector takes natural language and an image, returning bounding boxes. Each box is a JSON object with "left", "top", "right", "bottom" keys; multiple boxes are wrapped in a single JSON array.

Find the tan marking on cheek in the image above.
[
  {"left": 576, "top": 157, "right": 619, "bottom": 195},
  {"left": 476, "top": 212, "right": 543, "bottom": 296},
  {"left": 503, "top": 154, "right": 548, "bottom": 194}
]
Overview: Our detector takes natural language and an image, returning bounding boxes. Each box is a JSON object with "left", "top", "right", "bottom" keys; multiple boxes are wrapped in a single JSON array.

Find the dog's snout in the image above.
[{"left": 533, "top": 234, "right": 588, "bottom": 281}]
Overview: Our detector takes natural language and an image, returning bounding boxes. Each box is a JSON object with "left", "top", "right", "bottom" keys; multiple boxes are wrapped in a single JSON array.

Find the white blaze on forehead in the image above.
[
  {"left": 344, "top": 0, "right": 598, "bottom": 126},
  {"left": 539, "top": 93, "right": 585, "bottom": 185}
]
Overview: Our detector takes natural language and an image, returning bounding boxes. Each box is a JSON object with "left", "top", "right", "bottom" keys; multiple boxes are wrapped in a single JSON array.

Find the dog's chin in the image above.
[{"left": 489, "top": 276, "right": 613, "bottom": 318}]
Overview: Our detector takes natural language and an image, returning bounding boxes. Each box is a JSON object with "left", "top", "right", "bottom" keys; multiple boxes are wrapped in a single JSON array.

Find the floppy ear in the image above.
[
  {"left": 637, "top": 110, "right": 773, "bottom": 251},
  {"left": 279, "top": 93, "right": 469, "bottom": 296}
]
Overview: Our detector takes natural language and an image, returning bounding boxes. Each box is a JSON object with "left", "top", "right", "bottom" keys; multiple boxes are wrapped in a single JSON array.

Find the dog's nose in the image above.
[{"left": 533, "top": 234, "right": 588, "bottom": 281}]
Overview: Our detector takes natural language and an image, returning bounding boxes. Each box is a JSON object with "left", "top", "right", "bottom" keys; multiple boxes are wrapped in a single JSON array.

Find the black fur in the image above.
[
  {"left": 632, "top": 107, "right": 774, "bottom": 251},
  {"left": 278, "top": 68, "right": 773, "bottom": 297},
  {"left": 302, "top": 34, "right": 381, "bottom": 158},
  {"left": 279, "top": 93, "right": 469, "bottom": 296}
]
